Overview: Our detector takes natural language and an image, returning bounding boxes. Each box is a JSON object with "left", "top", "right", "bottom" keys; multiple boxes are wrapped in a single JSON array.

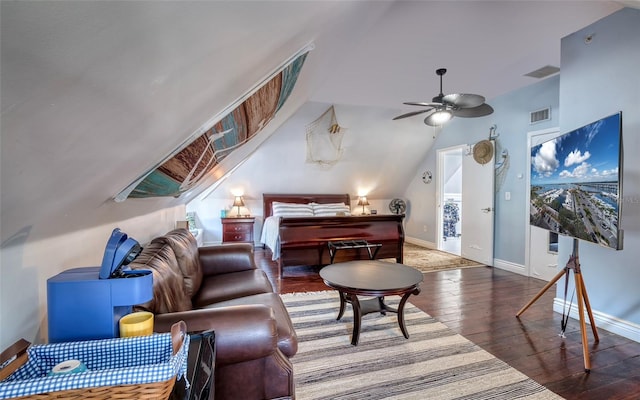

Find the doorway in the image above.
[
  {"left": 437, "top": 146, "right": 463, "bottom": 256},
  {"left": 526, "top": 128, "right": 560, "bottom": 281},
  {"left": 437, "top": 142, "right": 495, "bottom": 265}
]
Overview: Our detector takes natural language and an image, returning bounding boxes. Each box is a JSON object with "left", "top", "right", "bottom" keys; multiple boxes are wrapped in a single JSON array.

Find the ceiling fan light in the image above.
[{"left": 430, "top": 110, "right": 452, "bottom": 125}]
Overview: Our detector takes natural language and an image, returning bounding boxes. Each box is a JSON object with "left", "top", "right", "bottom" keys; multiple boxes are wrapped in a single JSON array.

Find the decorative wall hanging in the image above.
[
  {"left": 422, "top": 170, "right": 432, "bottom": 184},
  {"left": 305, "top": 105, "right": 345, "bottom": 167},
  {"left": 114, "top": 44, "right": 313, "bottom": 201},
  {"left": 472, "top": 140, "right": 494, "bottom": 165},
  {"left": 490, "top": 125, "right": 510, "bottom": 192},
  {"left": 494, "top": 148, "right": 510, "bottom": 192}
]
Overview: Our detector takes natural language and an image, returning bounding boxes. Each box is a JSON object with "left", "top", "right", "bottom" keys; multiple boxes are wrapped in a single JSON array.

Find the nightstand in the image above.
[{"left": 221, "top": 217, "right": 255, "bottom": 244}]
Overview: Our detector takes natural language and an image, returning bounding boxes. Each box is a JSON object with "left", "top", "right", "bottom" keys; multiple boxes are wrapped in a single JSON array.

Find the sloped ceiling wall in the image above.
[
  {"left": 0, "top": 1, "right": 393, "bottom": 243},
  {"left": 1, "top": 1, "right": 624, "bottom": 245}
]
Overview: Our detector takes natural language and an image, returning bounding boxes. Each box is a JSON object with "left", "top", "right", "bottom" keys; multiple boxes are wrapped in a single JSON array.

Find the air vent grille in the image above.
[
  {"left": 530, "top": 107, "right": 551, "bottom": 124},
  {"left": 524, "top": 65, "right": 560, "bottom": 79}
]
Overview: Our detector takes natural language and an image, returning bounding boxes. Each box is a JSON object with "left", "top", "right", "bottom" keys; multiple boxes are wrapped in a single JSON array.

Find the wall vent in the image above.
[
  {"left": 530, "top": 107, "right": 551, "bottom": 124},
  {"left": 524, "top": 65, "right": 560, "bottom": 79}
]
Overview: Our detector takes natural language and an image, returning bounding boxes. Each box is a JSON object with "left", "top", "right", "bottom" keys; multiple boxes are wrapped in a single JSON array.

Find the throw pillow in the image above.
[
  {"left": 272, "top": 202, "right": 314, "bottom": 217},
  {"left": 312, "top": 202, "right": 351, "bottom": 216}
]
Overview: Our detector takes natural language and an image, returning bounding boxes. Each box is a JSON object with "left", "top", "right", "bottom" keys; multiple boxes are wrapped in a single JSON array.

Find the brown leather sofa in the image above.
[{"left": 129, "top": 228, "right": 297, "bottom": 400}]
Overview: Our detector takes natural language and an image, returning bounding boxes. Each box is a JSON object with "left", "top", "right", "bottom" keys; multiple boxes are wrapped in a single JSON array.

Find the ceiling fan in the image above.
[{"left": 393, "top": 68, "right": 494, "bottom": 126}]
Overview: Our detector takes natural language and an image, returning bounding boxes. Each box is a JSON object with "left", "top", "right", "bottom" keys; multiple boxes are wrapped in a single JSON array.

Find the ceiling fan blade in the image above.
[
  {"left": 403, "top": 101, "right": 442, "bottom": 107},
  {"left": 443, "top": 93, "right": 485, "bottom": 108},
  {"left": 452, "top": 103, "right": 494, "bottom": 118},
  {"left": 392, "top": 108, "right": 434, "bottom": 120}
]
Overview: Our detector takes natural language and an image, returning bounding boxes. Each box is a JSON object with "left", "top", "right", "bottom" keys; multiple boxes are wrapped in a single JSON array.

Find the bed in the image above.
[{"left": 260, "top": 193, "right": 405, "bottom": 276}]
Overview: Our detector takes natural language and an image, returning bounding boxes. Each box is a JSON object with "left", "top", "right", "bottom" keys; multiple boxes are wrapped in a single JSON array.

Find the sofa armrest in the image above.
[
  {"left": 198, "top": 243, "right": 257, "bottom": 276},
  {"left": 154, "top": 305, "right": 277, "bottom": 366}
]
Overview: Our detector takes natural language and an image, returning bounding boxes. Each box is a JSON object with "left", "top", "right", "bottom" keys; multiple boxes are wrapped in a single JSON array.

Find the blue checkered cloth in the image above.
[{"left": 0, "top": 333, "right": 189, "bottom": 399}]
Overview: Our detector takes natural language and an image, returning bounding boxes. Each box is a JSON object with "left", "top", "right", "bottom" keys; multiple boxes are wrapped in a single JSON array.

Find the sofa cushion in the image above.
[
  {"left": 152, "top": 228, "right": 203, "bottom": 298},
  {"left": 198, "top": 243, "right": 257, "bottom": 276},
  {"left": 130, "top": 241, "right": 192, "bottom": 313},
  {"left": 207, "top": 292, "right": 298, "bottom": 358},
  {"left": 192, "top": 270, "right": 272, "bottom": 307}
]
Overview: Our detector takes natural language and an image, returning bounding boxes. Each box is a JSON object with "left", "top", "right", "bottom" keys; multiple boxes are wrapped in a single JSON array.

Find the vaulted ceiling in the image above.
[{"left": 0, "top": 1, "right": 630, "bottom": 242}]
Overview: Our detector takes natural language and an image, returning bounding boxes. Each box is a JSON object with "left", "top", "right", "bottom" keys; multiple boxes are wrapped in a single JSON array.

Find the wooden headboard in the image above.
[{"left": 263, "top": 193, "right": 351, "bottom": 218}]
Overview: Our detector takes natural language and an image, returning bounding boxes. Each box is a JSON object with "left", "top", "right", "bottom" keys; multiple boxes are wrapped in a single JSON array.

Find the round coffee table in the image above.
[{"left": 319, "top": 260, "right": 423, "bottom": 345}]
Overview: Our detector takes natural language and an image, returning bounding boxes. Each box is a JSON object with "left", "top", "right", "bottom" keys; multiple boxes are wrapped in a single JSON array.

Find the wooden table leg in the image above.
[
  {"left": 349, "top": 293, "right": 362, "bottom": 346},
  {"left": 337, "top": 291, "right": 346, "bottom": 320},
  {"left": 397, "top": 288, "right": 421, "bottom": 339}
]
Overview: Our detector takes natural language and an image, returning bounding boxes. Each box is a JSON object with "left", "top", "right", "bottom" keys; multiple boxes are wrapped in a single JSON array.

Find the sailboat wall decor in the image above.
[{"left": 115, "top": 45, "right": 311, "bottom": 201}]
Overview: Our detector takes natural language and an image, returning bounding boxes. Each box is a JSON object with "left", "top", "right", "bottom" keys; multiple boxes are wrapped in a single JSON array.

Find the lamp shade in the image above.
[{"left": 232, "top": 196, "right": 245, "bottom": 207}]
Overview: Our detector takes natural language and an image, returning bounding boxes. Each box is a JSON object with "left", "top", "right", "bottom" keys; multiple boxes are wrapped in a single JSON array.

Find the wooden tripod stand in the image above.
[{"left": 516, "top": 239, "right": 599, "bottom": 372}]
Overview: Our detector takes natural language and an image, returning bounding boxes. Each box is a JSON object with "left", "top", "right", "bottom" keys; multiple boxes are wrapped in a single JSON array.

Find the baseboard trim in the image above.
[
  {"left": 553, "top": 298, "right": 640, "bottom": 343},
  {"left": 493, "top": 258, "right": 526, "bottom": 275},
  {"left": 405, "top": 237, "right": 436, "bottom": 249}
]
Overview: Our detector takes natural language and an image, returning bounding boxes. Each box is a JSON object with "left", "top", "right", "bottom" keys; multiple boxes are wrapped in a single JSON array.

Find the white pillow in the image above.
[
  {"left": 312, "top": 202, "right": 351, "bottom": 216},
  {"left": 272, "top": 202, "right": 314, "bottom": 217}
]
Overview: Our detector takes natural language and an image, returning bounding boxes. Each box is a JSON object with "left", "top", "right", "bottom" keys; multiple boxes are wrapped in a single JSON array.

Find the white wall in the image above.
[
  {"left": 0, "top": 206, "right": 185, "bottom": 350},
  {"left": 555, "top": 8, "right": 640, "bottom": 335}
]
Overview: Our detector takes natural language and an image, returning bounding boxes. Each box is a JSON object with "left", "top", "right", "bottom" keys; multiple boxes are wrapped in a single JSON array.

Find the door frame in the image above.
[
  {"left": 436, "top": 144, "right": 466, "bottom": 253},
  {"left": 525, "top": 127, "right": 560, "bottom": 278}
]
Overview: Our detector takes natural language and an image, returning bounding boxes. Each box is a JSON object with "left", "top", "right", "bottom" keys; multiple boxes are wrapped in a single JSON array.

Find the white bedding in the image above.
[{"left": 260, "top": 216, "right": 281, "bottom": 260}]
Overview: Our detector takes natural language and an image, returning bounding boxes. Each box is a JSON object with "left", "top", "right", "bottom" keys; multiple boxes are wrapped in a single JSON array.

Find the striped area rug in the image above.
[{"left": 282, "top": 291, "right": 563, "bottom": 400}]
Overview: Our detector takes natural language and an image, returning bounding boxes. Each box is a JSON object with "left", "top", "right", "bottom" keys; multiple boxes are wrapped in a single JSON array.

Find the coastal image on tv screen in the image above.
[{"left": 530, "top": 112, "right": 622, "bottom": 250}]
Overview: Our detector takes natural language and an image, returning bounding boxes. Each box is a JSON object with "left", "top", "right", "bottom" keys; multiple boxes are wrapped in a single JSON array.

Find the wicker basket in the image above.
[
  {"left": 6, "top": 378, "right": 177, "bottom": 400},
  {"left": 0, "top": 322, "right": 188, "bottom": 400}
]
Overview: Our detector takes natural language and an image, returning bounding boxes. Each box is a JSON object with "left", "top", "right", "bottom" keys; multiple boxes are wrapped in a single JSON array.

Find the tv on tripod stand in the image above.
[{"left": 530, "top": 111, "right": 624, "bottom": 250}]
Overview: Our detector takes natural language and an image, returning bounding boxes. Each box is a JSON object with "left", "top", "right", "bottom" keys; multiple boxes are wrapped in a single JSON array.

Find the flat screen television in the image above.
[{"left": 530, "top": 112, "right": 623, "bottom": 250}]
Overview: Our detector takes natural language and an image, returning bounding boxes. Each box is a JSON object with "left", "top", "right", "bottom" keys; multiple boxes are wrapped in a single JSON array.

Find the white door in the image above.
[
  {"left": 526, "top": 128, "right": 560, "bottom": 281},
  {"left": 461, "top": 142, "right": 495, "bottom": 265}
]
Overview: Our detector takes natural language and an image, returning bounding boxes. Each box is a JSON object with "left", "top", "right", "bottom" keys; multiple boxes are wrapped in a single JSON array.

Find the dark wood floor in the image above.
[{"left": 254, "top": 247, "right": 640, "bottom": 400}]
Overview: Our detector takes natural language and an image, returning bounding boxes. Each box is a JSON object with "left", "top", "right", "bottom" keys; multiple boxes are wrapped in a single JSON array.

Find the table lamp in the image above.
[
  {"left": 233, "top": 196, "right": 245, "bottom": 217},
  {"left": 357, "top": 196, "right": 369, "bottom": 215}
]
